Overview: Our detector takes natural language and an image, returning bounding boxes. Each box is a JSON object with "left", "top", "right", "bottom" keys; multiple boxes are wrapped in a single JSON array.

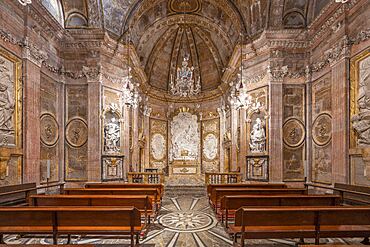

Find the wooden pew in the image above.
[
  {"left": 207, "top": 183, "right": 287, "bottom": 198},
  {"left": 220, "top": 194, "right": 341, "bottom": 228},
  {"left": 212, "top": 188, "right": 307, "bottom": 212},
  {"left": 0, "top": 182, "right": 65, "bottom": 206},
  {"left": 64, "top": 188, "right": 160, "bottom": 211},
  {"left": 30, "top": 194, "right": 154, "bottom": 224},
  {"left": 85, "top": 183, "right": 164, "bottom": 198},
  {"left": 334, "top": 183, "right": 370, "bottom": 205},
  {"left": 231, "top": 206, "right": 370, "bottom": 247},
  {"left": 0, "top": 207, "right": 142, "bottom": 247}
]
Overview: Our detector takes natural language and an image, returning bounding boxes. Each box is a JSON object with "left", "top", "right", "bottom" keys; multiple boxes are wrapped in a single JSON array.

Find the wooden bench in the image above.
[
  {"left": 30, "top": 194, "right": 154, "bottom": 224},
  {"left": 334, "top": 183, "right": 370, "bottom": 205},
  {"left": 212, "top": 188, "right": 307, "bottom": 212},
  {"left": 231, "top": 206, "right": 370, "bottom": 247},
  {"left": 207, "top": 183, "right": 287, "bottom": 198},
  {"left": 0, "top": 207, "right": 142, "bottom": 246},
  {"left": 0, "top": 182, "right": 64, "bottom": 206},
  {"left": 85, "top": 183, "right": 164, "bottom": 198},
  {"left": 220, "top": 194, "right": 341, "bottom": 228},
  {"left": 64, "top": 188, "right": 160, "bottom": 211}
]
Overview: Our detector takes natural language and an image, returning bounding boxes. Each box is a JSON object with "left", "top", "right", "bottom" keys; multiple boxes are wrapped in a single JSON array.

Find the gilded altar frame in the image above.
[{"left": 0, "top": 48, "right": 23, "bottom": 184}]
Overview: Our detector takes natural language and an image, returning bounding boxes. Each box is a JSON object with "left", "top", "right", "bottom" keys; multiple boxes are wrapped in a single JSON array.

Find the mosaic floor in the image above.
[{"left": 2, "top": 186, "right": 367, "bottom": 246}]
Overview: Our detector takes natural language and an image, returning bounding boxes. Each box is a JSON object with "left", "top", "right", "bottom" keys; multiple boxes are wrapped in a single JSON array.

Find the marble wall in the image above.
[{"left": 0, "top": 0, "right": 369, "bottom": 187}]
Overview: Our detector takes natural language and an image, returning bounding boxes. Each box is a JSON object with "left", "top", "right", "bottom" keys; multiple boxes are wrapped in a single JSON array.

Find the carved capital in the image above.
[{"left": 82, "top": 65, "right": 101, "bottom": 81}]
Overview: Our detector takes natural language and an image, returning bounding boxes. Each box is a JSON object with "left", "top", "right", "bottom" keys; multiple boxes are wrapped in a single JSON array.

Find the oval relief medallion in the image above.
[
  {"left": 151, "top": 133, "right": 166, "bottom": 161},
  {"left": 312, "top": 113, "right": 332, "bottom": 146},
  {"left": 66, "top": 118, "right": 88, "bottom": 148},
  {"left": 203, "top": 133, "right": 218, "bottom": 160},
  {"left": 40, "top": 113, "right": 59, "bottom": 146},
  {"left": 283, "top": 118, "right": 305, "bottom": 147}
]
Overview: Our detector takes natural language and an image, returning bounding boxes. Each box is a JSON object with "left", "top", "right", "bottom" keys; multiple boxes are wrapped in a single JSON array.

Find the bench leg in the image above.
[
  {"left": 130, "top": 233, "right": 134, "bottom": 247},
  {"left": 0, "top": 234, "right": 5, "bottom": 244},
  {"left": 297, "top": 237, "right": 305, "bottom": 245},
  {"left": 52, "top": 233, "right": 58, "bottom": 245},
  {"left": 136, "top": 233, "right": 139, "bottom": 246},
  {"left": 67, "top": 234, "right": 71, "bottom": 244},
  {"left": 361, "top": 237, "right": 370, "bottom": 245}
]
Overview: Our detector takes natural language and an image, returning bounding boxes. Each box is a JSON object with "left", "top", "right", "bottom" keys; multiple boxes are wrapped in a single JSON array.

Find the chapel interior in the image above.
[{"left": 0, "top": 0, "right": 370, "bottom": 246}]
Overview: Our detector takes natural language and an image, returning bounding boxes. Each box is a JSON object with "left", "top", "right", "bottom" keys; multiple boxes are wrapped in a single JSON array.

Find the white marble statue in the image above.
[
  {"left": 104, "top": 118, "right": 120, "bottom": 153},
  {"left": 250, "top": 117, "right": 266, "bottom": 153}
]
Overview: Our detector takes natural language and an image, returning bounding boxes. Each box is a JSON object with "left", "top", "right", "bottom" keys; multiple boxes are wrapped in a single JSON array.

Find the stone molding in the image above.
[{"left": 22, "top": 38, "right": 48, "bottom": 67}]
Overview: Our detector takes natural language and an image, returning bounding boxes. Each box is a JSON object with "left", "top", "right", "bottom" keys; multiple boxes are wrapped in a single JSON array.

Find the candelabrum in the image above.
[{"left": 229, "top": 73, "right": 261, "bottom": 111}]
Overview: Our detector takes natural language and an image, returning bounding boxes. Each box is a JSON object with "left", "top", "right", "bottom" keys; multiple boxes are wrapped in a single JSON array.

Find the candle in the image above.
[{"left": 47, "top": 160, "right": 51, "bottom": 179}]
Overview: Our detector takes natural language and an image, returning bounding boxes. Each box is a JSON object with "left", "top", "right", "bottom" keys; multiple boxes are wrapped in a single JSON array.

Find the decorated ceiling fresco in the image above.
[{"left": 49, "top": 0, "right": 331, "bottom": 94}]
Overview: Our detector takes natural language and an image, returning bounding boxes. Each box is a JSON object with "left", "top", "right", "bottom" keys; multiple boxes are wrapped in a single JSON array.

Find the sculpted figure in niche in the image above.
[
  {"left": 352, "top": 56, "right": 370, "bottom": 146},
  {"left": 0, "top": 59, "right": 14, "bottom": 131},
  {"left": 104, "top": 117, "right": 120, "bottom": 153},
  {"left": 250, "top": 117, "right": 266, "bottom": 153}
]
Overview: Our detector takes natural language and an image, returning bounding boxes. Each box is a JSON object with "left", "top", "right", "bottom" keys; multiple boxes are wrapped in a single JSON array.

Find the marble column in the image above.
[
  {"left": 217, "top": 107, "right": 226, "bottom": 172},
  {"left": 122, "top": 104, "right": 131, "bottom": 178},
  {"left": 85, "top": 66, "right": 102, "bottom": 182},
  {"left": 143, "top": 109, "right": 151, "bottom": 170},
  {"left": 230, "top": 105, "right": 239, "bottom": 171},
  {"left": 305, "top": 72, "right": 313, "bottom": 182},
  {"left": 331, "top": 58, "right": 349, "bottom": 184},
  {"left": 269, "top": 82, "right": 284, "bottom": 182},
  {"left": 240, "top": 108, "right": 247, "bottom": 180},
  {"left": 22, "top": 44, "right": 47, "bottom": 184},
  {"left": 131, "top": 106, "right": 139, "bottom": 168}
]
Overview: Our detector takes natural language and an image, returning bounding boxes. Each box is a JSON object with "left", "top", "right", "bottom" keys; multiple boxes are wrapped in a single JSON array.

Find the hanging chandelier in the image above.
[
  {"left": 229, "top": 35, "right": 260, "bottom": 111},
  {"left": 169, "top": 55, "right": 201, "bottom": 97},
  {"left": 121, "top": 29, "right": 141, "bottom": 108}
]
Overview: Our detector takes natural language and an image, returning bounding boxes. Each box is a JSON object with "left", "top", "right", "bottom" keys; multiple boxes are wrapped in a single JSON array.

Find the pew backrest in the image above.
[
  {"left": 221, "top": 195, "right": 341, "bottom": 210},
  {"left": 30, "top": 195, "right": 152, "bottom": 211},
  {"left": 85, "top": 183, "right": 164, "bottom": 197},
  {"left": 213, "top": 188, "right": 307, "bottom": 206},
  {"left": 207, "top": 183, "right": 287, "bottom": 199}
]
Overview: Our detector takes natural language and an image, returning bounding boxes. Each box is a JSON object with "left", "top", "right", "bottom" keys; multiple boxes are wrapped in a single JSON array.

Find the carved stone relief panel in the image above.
[
  {"left": 202, "top": 118, "right": 220, "bottom": 172},
  {"left": 0, "top": 48, "right": 22, "bottom": 186},
  {"left": 65, "top": 85, "right": 88, "bottom": 181},
  {"left": 102, "top": 155, "right": 124, "bottom": 181},
  {"left": 283, "top": 85, "right": 306, "bottom": 181},
  {"left": 312, "top": 77, "right": 332, "bottom": 184},
  {"left": 350, "top": 50, "right": 370, "bottom": 186},
  {"left": 170, "top": 112, "right": 200, "bottom": 160},
  {"left": 150, "top": 119, "right": 167, "bottom": 171},
  {"left": 247, "top": 155, "right": 268, "bottom": 181},
  {"left": 0, "top": 50, "right": 21, "bottom": 148}
]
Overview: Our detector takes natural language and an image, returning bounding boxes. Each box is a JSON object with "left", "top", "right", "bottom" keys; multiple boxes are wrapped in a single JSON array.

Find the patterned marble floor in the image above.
[{"left": 2, "top": 186, "right": 367, "bottom": 246}]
